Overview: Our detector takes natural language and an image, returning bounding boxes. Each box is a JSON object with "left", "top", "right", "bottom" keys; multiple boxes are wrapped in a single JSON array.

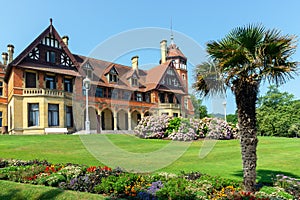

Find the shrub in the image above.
[
  {"left": 134, "top": 115, "right": 171, "bottom": 139},
  {"left": 135, "top": 116, "right": 238, "bottom": 141},
  {"left": 206, "top": 118, "right": 237, "bottom": 140},
  {"left": 45, "top": 173, "right": 66, "bottom": 187},
  {"left": 275, "top": 174, "right": 300, "bottom": 198},
  {"left": 168, "top": 118, "right": 197, "bottom": 141},
  {"left": 166, "top": 117, "right": 182, "bottom": 135},
  {"left": 58, "top": 165, "right": 83, "bottom": 181},
  {"left": 257, "top": 186, "right": 294, "bottom": 199},
  {"left": 137, "top": 180, "right": 163, "bottom": 200},
  {"left": 156, "top": 178, "right": 196, "bottom": 200}
]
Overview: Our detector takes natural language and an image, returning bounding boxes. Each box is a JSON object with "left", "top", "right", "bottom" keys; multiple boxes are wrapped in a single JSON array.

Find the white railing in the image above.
[
  {"left": 158, "top": 103, "right": 181, "bottom": 109},
  {"left": 23, "top": 88, "right": 64, "bottom": 97}
]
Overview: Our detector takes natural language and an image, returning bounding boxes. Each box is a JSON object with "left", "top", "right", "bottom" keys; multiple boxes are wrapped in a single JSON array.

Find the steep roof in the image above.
[
  {"left": 4, "top": 21, "right": 80, "bottom": 82},
  {"left": 167, "top": 43, "right": 187, "bottom": 59}
]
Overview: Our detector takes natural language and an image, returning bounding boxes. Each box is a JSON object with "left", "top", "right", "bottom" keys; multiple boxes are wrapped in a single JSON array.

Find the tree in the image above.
[
  {"left": 257, "top": 85, "right": 300, "bottom": 137},
  {"left": 190, "top": 94, "right": 208, "bottom": 119},
  {"left": 193, "top": 24, "right": 297, "bottom": 192},
  {"left": 227, "top": 113, "right": 238, "bottom": 125}
]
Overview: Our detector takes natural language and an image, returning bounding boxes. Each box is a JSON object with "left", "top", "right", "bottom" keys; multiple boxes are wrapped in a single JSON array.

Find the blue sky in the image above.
[{"left": 1, "top": 0, "right": 300, "bottom": 114}]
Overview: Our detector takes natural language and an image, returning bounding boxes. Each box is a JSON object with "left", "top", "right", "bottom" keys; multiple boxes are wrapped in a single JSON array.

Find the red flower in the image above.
[
  {"left": 87, "top": 166, "right": 96, "bottom": 172},
  {"left": 102, "top": 166, "right": 112, "bottom": 171}
]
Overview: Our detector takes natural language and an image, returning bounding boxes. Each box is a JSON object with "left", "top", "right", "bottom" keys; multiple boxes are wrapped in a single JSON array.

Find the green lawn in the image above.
[
  {"left": 0, "top": 180, "right": 107, "bottom": 200},
  {"left": 0, "top": 134, "right": 299, "bottom": 183}
]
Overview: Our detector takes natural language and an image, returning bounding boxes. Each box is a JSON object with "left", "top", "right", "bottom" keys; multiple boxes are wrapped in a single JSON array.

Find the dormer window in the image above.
[
  {"left": 84, "top": 69, "right": 92, "bottom": 79},
  {"left": 109, "top": 74, "right": 118, "bottom": 82},
  {"left": 107, "top": 67, "right": 118, "bottom": 83},
  {"left": 131, "top": 78, "right": 138, "bottom": 86},
  {"left": 83, "top": 62, "right": 93, "bottom": 79}
]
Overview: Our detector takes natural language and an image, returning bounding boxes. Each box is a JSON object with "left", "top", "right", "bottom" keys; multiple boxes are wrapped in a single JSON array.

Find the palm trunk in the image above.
[{"left": 234, "top": 80, "right": 259, "bottom": 192}]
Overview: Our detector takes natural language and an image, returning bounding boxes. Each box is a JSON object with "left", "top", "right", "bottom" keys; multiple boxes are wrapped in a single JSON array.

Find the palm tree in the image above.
[{"left": 193, "top": 24, "right": 297, "bottom": 192}]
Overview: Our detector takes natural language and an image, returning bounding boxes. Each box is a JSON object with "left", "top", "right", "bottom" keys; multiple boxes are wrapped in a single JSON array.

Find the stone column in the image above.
[
  {"left": 141, "top": 112, "right": 144, "bottom": 119},
  {"left": 128, "top": 110, "right": 132, "bottom": 131},
  {"left": 98, "top": 110, "right": 102, "bottom": 133},
  {"left": 113, "top": 111, "right": 117, "bottom": 131}
]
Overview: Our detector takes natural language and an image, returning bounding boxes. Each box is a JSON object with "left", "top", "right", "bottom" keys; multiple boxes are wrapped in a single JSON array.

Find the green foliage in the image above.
[
  {"left": 0, "top": 158, "right": 300, "bottom": 199},
  {"left": 226, "top": 113, "right": 238, "bottom": 125},
  {"left": 156, "top": 178, "right": 196, "bottom": 200},
  {"left": 258, "top": 186, "right": 294, "bottom": 199},
  {"left": 257, "top": 85, "right": 300, "bottom": 137},
  {"left": 165, "top": 117, "right": 181, "bottom": 135},
  {"left": 45, "top": 173, "right": 66, "bottom": 187},
  {"left": 190, "top": 94, "right": 208, "bottom": 119}
]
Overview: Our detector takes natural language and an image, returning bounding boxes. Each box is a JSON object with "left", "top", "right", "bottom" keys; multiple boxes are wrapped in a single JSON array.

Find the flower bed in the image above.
[
  {"left": 0, "top": 158, "right": 298, "bottom": 199},
  {"left": 134, "top": 116, "right": 239, "bottom": 141}
]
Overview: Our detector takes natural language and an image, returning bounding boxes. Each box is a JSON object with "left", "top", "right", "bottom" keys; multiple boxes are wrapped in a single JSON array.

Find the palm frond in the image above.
[{"left": 192, "top": 61, "right": 225, "bottom": 97}]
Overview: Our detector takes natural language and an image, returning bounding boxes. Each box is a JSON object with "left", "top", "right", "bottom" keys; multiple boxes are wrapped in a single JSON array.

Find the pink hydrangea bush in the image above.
[{"left": 134, "top": 115, "right": 171, "bottom": 139}]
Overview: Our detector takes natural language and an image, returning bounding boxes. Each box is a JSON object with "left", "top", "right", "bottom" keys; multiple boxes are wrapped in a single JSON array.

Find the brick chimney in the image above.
[
  {"left": 160, "top": 40, "right": 167, "bottom": 64},
  {"left": 62, "top": 35, "right": 69, "bottom": 46},
  {"left": 7, "top": 44, "right": 14, "bottom": 63},
  {"left": 131, "top": 56, "right": 139, "bottom": 72},
  {"left": 2, "top": 52, "right": 8, "bottom": 65}
]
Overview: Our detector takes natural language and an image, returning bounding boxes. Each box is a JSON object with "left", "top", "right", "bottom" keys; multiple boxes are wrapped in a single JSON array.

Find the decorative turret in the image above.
[{"left": 166, "top": 40, "right": 188, "bottom": 92}]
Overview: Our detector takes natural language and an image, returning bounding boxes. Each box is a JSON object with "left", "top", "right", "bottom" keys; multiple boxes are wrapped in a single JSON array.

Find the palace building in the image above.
[{"left": 0, "top": 20, "right": 194, "bottom": 134}]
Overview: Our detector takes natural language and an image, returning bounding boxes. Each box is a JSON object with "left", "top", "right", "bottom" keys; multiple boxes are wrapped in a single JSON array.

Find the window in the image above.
[
  {"left": 109, "top": 74, "right": 118, "bottom": 82},
  {"left": 136, "top": 93, "right": 142, "bottom": 102},
  {"left": 184, "top": 98, "right": 188, "bottom": 109},
  {"left": 64, "top": 78, "right": 72, "bottom": 92},
  {"left": 61, "top": 53, "right": 72, "bottom": 66},
  {"left": 131, "top": 78, "right": 138, "bottom": 86},
  {"left": 41, "top": 35, "right": 61, "bottom": 49},
  {"left": 83, "top": 69, "right": 92, "bottom": 79},
  {"left": 46, "top": 51, "right": 56, "bottom": 63},
  {"left": 0, "top": 81, "right": 3, "bottom": 96},
  {"left": 25, "top": 72, "right": 36, "bottom": 88},
  {"left": 159, "top": 93, "right": 165, "bottom": 103},
  {"left": 28, "top": 103, "right": 39, "bottom": 127},
  {"left": 173, "top": 113, "right": 178, "bottom": 117},
  {"left": 182, "top": 74, "right": 185, "bottom": 80},
  {"left": 0, "top": 111, "right": 2, "bottom": 127},
  {"left": 95, "top": 87, "right": 104, "bottom": 97},
  {"left": 108, "top": 67, "right": 118, "bottom": 83},
  {"left": 48, "top": 104, "right": 59, "bottom": 126},
  {"left": 162, "top": 112, "right": 169, "bottom": 116},
  {"left": 112, "top": 89, "right": 118, "bottom": 99},
  {"left": 168, "top": 93, "right": 174, "bottom": 103},
  {"left": 107, "top": 88, "right": 112, "bottom": 98},
  {"left": 122, "top": 91, "right": 131, "bottom": 100},
  {"left": 145, "top": 93, "right": 150, "bottom": 103},
  {"left": 28, "top": 47, "right": 39, "bottom": 60},
  {"left": 66, "top": 106, "right": 73, "bottom": 127},
  {"left": 45, "top": 75, "right": 56, "bottom": 89},
  {"left": 83, "top": 62, "right": 93, "bottom": 79}
]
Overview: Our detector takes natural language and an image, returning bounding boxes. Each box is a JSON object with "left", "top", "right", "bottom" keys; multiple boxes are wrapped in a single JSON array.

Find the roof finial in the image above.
[
  {"left": 170, "top": 17, "right": 174, "bottom": 45},
  {"left": 50, "top": 18, "right": 53, "bottom": 35}
]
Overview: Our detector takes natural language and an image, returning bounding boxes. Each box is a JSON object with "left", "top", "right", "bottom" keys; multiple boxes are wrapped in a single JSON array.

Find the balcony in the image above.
[
  {"left": 158, "top": 103, "right": 181, "bottom": 109},
  {"left": 23, "top": 88, "right": 65, "bottom": 97}
]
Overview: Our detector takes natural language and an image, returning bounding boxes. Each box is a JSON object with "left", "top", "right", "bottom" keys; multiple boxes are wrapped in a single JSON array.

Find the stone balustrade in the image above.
[
  {"left": 23, "top": 88, "right": 65, "bottom": 97},
  {"left": 158, "top": 103, "right": 180, "bottom": 109}
]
